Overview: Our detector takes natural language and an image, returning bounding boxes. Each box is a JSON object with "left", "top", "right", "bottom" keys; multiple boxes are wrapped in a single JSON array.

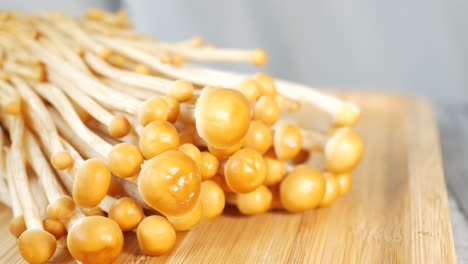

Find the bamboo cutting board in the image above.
[{"left": 0, "top": 92, "right": 456, "bottom": 263}]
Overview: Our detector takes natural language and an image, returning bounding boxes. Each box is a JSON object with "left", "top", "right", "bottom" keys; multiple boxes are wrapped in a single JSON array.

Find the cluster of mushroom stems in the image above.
[{"left": 0, "top": 8, "right": 363, "bottom": 264}]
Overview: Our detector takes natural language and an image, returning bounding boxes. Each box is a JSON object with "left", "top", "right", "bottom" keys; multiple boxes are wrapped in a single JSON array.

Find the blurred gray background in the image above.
[{"left": 1, "top": 0, "right": 467, "bottom": 103}]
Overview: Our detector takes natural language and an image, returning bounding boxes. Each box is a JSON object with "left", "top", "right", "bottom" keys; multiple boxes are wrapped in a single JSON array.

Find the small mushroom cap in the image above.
[
  {"left": 319, "top": 173, "right": 340, "bottom": 207},
  {"left": 138, "top": 96, "right": 170, "bottom": 126},
  {"left": 17, "top": 229, "right": 57, "bottom": 264},
  {"left": 178, "top": 143, "right": 202, "bottom": 168},
  {"left": 162, "top": 96, "right": 180, "bottom": 123},
  {"left": 108, "top": 197, "right": 145, "bottom": 232},
  {"left": 336, "top": 172, "right": 353, "bottom": 196},
  {"left": 254, "top": 96, "right": 280, "bottom": 126},
  {"left": 4, "top": 101, "right": 21, "bottom": 115},
  {"left": 108, "top": 115, "right": 131, "bottom": 138},
  {"left": 325, "top": 128, "right": 364, "bottom": 173},
  {"left": 237, "top": 79, "right": 262, "bottom": 102},
  {"left": 67, "top": 216, "right": 124, "bottom": 264},
  {"left": 138, "top": 150, "right": 201, "bottom": 217},
  {"left": 139, "top": 120, "right": 179, "bottom": 160},
  {"left": 236, "top": 185, "right": 272, "bottom": 215},
  {"left": 168, "top": 80, "right": 194, "bottom": 102},
  {"left": 195, "top": 88, "right": 251, "bottom": 149},
  {"left": 168, "top": 201, "right": 203, "bottom": 231},
  {"left": 199, "top": 180, "right": 225, "bottom": 220},
  {"left": 251, "top": 49, "right": 268, "bottom": 66},
  {"left": 200, "top": 151, "right": 219, "bottom": 180},
  {"left": 50, "top": 150, "right": 74, "bottom": 170},
  {"left": 99, "top": 47, "right": 112, "bottom": 59},
  {"left": 280, "top": 166, "right": 325, "bottom": 212},
  {"left": 137, "top": 215, "right": 176, "bottom": 256},
  {"left": 108, "top": 143, "right": 143, "bottom": 178},
  {"left": 81, "top": 207, "right": 106, "bottom": 217},
  {"left": 274, "top": 123, "right": 303, "bottom": 160},
  {"left": 47, "top": 195, "right": 75, "bottom": 220},
  {"left": 8, "top": 215, "right": 26, "bottom": 238},
  {"left": 207, "top": 142, "right": 242, "bottom": 159},
  {"left": 334, "top": 103, "right": 360, "bottom": 126},
  {"left": 243, "top": 120, "right": 273, "bottom": 154},
  {"left": 43, "top": 218, "right": 67, "bottom": 239},
  {"left": 263, "top": 156, "right": 287, "bottom": 186},
  {"left": 225, "top": 148, "right": 267, "bottom": 194},
  {"left": 134, "top": 64, "right": 150, "bottom": 74},
  {"left": 253, "top": 73, "right": 277, "bottom": 96},
  {"left": 73, "top": 159, "right": 111, "bottom": 208}
]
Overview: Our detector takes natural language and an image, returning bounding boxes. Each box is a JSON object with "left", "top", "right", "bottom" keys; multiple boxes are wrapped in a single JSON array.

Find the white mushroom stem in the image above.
[
  {"left": 301, "top": 128, "right": 327, "bottom": 151},
  {"left": 0, "top": 148, "right": 12, "bottom": 207},
  {"left": 3, "top": 59, "right": 45, "bottom": 81},
  {"left": 4, "top": 148, "right": 23, "bottom": 217},
  {"left": 33, "top": 83, "right": 112, "bottom": 160},
  {"left": 0, "top": 79, "right": 21, "bottom": 112},
  {"left": 104, "top": 78, "right": 159, "bottom": 100},
  {"left": 81, "top": 20, "right": 142, "bottom": 39},
  {"left": 28, "top": 172, "right": 49, "bottom": 219}
]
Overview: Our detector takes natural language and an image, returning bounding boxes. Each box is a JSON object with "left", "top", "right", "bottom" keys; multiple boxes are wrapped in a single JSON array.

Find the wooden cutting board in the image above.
[{"left": 0, "top": 92, "right": 456, "bottom": 263}]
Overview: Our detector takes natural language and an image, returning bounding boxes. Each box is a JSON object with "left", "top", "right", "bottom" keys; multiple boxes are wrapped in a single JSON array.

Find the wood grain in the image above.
[{"left": 0, "top": 92, "right": 456, "bottom": 263}]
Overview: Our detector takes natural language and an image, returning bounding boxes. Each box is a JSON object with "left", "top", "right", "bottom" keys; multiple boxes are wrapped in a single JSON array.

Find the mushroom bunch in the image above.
[{"left": 0, "top": 9, "right": 364, "bottom": 264}]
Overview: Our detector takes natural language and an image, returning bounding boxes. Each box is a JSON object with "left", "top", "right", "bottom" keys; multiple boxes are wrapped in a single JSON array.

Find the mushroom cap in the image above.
[
  {"left": 138, "top": 96, "right": 170, "bottom": 126},
  {"left": 50, "top": 150, "right": 74, "bottom": 170},
  {"left": 138, "top": 150, "right": 201, "bottom": 217},
  {"left": 280, "top": 165, "right": 325, "bottom": 212},
  {"left": 43, "top": 218, "right": 67, "bottom": 239},
  {"left": 167, "top": 201, "right": 203, "bottom": 231},
  {"left": 81, "top": 207, "right": 106, "bottom": 217},
  {"left": 336, "top": 172, "right": 353, "bottom": 196},
  {"left": 108, "top": 197, "right": 145, "bottom": 232},
  {"left": 167, "top": 80, "right": 194, "bottom": 102},
  {"left": 107, "top": 115, "right": 131, "bottom": 138},
  {"left": 162, "top": 96, "right": 180, "bottom": 123},
  {"left": 200, "top": 151, "right": 219, "bottom": 180},
  {"left": 17, "top": 229, "right": 57, "bottom": 264},
  {"left": 243, "top": 120, "right": 273, "bottom": 154},
  {"left": 139, "top": 120, "right": 179, "bottom": 160},
  {"left": 253, "top": 73, "right": 277, "bottom": 96},
  {"left": 178, "top": 143, "right": 202, "bottom": 168},
  {"left": 195, "top": 88, "right": 251, "bottom": 149},
  {"left": 251, "top": 49, "right": 268, "bottom": 66},
  {"left": 47, "top": 195, "right": 75, "bottom": 220},
  {"left": 199, "top": 180, "right": 225, "bottom": 220},
  {"left": 325, "top": 128, "right": 364, "bottom": 173},
  {"left": 136, "top": 215, "right": 176, "bottom": 256},
  {"left": 225, "top": 148, "right": 267, "bottom": 194},
  {"left": 334, "top": 103, "right": 360, "bottom": 126},
  {"left": 8, "top": 215, "right": 26, "bottom": 238},
  {"left": 319, "top": 173, "right": 340, "bottom": 207},
  {"left": 73, "top": 158, "right": 111, "bottom": 208},
  {"left": 108, "top": 143, "right": 143, "bottom": 178},
  {"left": 236, "top": 185, "right": 272, "bottom": 215},
  {"left": 274, "top": 123, "right": 303, "bottom": 160},
  {"left": 207, "top": 142, "right": 242, "bottom": 159},
  {"left": 67, "top": 216, "right": 124, "bottom": 264},
  {"left": 254, "top": 96, "right": 280, "bottom": 126},
  {"left": 237, "top": 79, "right": 262, "bottom": 102},
  {"left": 5, "top": 101, "right": 21, "bottom": 115},
  {"left": 263, "top": 156, "right": 287, "bottom": 186}
]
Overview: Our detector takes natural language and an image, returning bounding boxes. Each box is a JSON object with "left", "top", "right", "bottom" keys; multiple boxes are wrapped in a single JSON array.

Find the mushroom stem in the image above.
[
  {"left": 0, "top": 79, "right": 21, "bottom": 115},
  {"left": 0, "top": 147, "right": 11, "bottom": 207},
  {"left": 4, "top": 148, "right": 22, "bottom": 218}
]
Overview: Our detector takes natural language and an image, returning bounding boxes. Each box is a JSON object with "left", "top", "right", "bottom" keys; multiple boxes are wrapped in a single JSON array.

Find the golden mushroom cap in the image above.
[
  {"left": 108, "top": 143, "right": 143, "bottom": 178},
  {"left": 274, "top": 123, "right": 303, "bottom": 160},
  {"left": 254, "top": 96, "right": 280, "bottom": 126},
  {"left": 81, "top": 207, "right": 106, "bottom": 217},
  {"left": 167, "top": 80, "right": 194, "bottom": 102},
  {"left": 138, "top": 150, "right": 201, "bottom": 217},
  {"left": 200, "top": 151, "right": 219, "bottom": 180},
  {"left": 47, "top": 195, "right": 75, "bottom": 220},
  {"left": 178, "top": 143, "right": 202, "bottom": 168},
  {"left": 73, "top": 158, "right": 112, "bottom": 208},
  {"left": 4, "top": 101, "right": 21, "bottom": 115},
  {"left": 108, "top": 114, "right": 132, "bottom": 138},
  {"left": 50, "top": 150, "right": 74, "bottom": 170},
  {"left": 8, "top": 216, "right": 26, "bottom": 238},
  {"left": 319, "top": 173, "right": 340, "bottom": 207},
  {"left": 17, "top": 229, "right": 57, "bottom": 264},
  {"left": 243, "top": 120, "right": 273, "bottom": 154},
  {"left": 199, "top": 180, "right": 225, "bottom": 220},
  {"left": 237, "top": 79, "right": 262, "bottom": 102},
  {"left": 253, "top": 73, "right": 277, "bottom": 96},
  {"left": 139, "top": 120, "right": 180, "bottom": 160},
  {"left": 137, "top": 215, "right": 176, "bottom": 256},
  {"left": 236, "top": 185, "right": 272, "bottom": 215},
  {"left": 336, "top": 172, "right": 353, "bottom": 195},
  {"left": 108, "top": 197, "right": 145, "bottom": 232},
  {"left": 43, "top": 218, "right": 67, "bottom": 239},
  {"left": 207, "top": 142, "right": 242, "bottom": 159},
  {"left": 251, "top": 49, "right": 268, "bottom": 66},
  {"left": 162, "top": 96, "right": 180, "bottom": 123},
  {"left": 224, "top": 148, "right": 267, "bottom": 194},
  {"left": 325, "top": 128, "right": 364, "bottom": 173},
  {"left": 263, "top": 156, "right": 287, "bottom": 186},
  {"left": 334, "top": 103, "right": 360, "bottom": 126},
  {"left": 67, "top": 216, "right": 124, "bottom": 264},
  {"left": 138, "top": 96, "right": 170, "bottom": 126},
  {"left": 168, "top": 201, "right": 203, "bottom": 231},
  {"left": 280, "top": 166, "right": 326, "bottom": 212},
  {"left": 195, "top": 88, "right": 251, "bottom": 149}
]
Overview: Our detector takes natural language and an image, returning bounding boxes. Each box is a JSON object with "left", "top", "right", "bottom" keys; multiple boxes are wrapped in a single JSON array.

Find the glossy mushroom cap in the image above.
[
  {"left": 325, "top": 128, "right": 364, "bottom": 173},
  {"left": 162, "top": 96, "right": 180, "bottom": 123},
  {"left": 253, "top": 96, "right": 280, "bottom": 126},
  {"left": 8, "top": 216, "right": 26, "bottom": 238},
  {"left": 319, "top": 173, "right": 340, "bottom": 207},
  {"left": 199, "top": 180, "right": 225, "bottom": 220},
  {"left": 17, "top": 229, "right": 57, "bottom": 264},
  {"left": 67, "top": 216, "right": 124, "bottom": 264},
  {"left": 168, "top": 201, "right": 203, "bottom": 231},
  {"left": 139, "top": 120, "right": 179, "bottom": 160},
  {"left": 236, "top": 185, "right": 272, "bottom": 215},
  {"left": 138, "top": 150, "right": 201, "bottom": 217},
  {"left": 4, "top": 101, "right": 22, "bottom": 115},
  {"left": 108, "top": 143, "right": 143, "bottom": 178},
  {"left": 178, "top": 143, "right": 202, "bottom": 168},
  {"left": 43, "top": 218, "right": 67, "bottom": 239},
  {"left": 251, "top": 49, "right": 268, "bottom": 66},
  {"left": 138, "top": 96, "right": 170, "bottom": 126},
  {"left": 224, "top": 148, "right": 267, "bottom": 194},
  {"left": 274, "top": 123, "right": 303, "bottom": 160},
  {"left": 253, "top": 73, "right": 277, "bottom": 96},
  {"left": 167, "top": 80, "right": 194, "bottom": 102},
  {"left": 50, "top": 150, "right": 74, "bottom": 170},
  {"left": 108, "top": 197, "right": 145, "bottom": 232},
  {"left": 107, "top": 114, "right": 131, "bottom": 138},
  {"left": 243, "top": 120, "right": 273, "bottom": 154},
  {"left": 137, "top": 215, "right": 176, "bottom": 256},
  {"left": 237, "top": 79, "right": 262, "bottom": 102},
  {"left": 280, "top": 166, "right": 325, "bottom": 212},
  {"left": 47, "top": 195, "right": 75, "bottom": 220},
  {"left": 336, "top": 172, "right": 352, "bottom": 195},
  {"left": 195, "top": 88, "right": 251, "bottom": 149},
  {"left": 73, "top": 159, "right": 112, "bottom": 208},
  {"left": 263, "top": 156, "right": 287, "bottom": 186},
  {"left": 207, "top": 142, "right": 242, "bottom": 159},
  {"left": 334, "top": 103, "right": 360, "bottom": 126},
  {"left": 200, "top": 152, "right": 219, "bottom": 180}
]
